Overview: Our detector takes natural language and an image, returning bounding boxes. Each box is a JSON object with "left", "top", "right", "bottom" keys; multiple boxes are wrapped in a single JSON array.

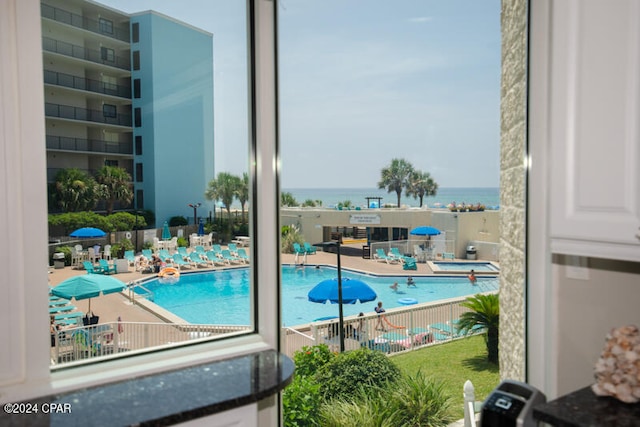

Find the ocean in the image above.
[{"left": 282, "top": 187, "right": 500, "bottom": 209}]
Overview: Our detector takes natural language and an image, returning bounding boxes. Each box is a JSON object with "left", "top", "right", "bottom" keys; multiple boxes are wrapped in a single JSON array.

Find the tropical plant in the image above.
[
  {"left": 236, "top": 172, "right": 249, "bottom": 224},
  {"left": 337, "top": 200, "right": 352, "bottom": 209},
  {"left": 406, "top": 170, "right": 439, "bottom": 207},
  {"left": 281, "top": 224, "right": 304, "bottom": 253},
  {"left": 314, "top": 348, "right": 401, "bottom": 401},
  {"left": 377, "top": 158, "right": 414, "bottom": 207},
  {"left": 94, "top": 165, "right": 133, "bottom": 214},
  {"left": 107, "top": 212, "right": 146, "bottom": 231},
  {"left": 281, "top": 191, "right": 298, "bottom": 207},
  {"left": 293, "top": 344, "right": 335, "bottom": 378},
  {"left": 283, "top": 376, "right": 322, "bottom": 427},
  {"left": 456, "top": 293, "right": 500, "bottom": 363},
  {"left": 318, "top": 388, "right": 399, "bottom": 427},
  {"left": 205, "top": 172, "right": 242, "bottom": 237},
  {"left": 386, "top": 372, "right": 454, "bottom": 426},
  {"left": 302, "top": 199, "right": 322, "bottom": 207},
  {"left": 51, "top": 168, "right": 100, "bottom": 212}
]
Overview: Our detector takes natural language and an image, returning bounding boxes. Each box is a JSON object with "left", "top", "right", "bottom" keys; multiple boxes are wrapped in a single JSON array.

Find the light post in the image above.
[
  {"left": 188, "top": 202, "right": 201, "bottom": 226},
  {"left": 313, "top": 240, "right": 344, "bottom": 352}
]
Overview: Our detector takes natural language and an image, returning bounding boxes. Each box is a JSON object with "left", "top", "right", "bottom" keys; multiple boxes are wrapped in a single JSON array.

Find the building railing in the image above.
[
  {"left": 44, "top": 69, "right": 131, "bottom": 99},
  {"left": 370, "top": 239, "right": 456, "bottom": 262},
  {"left": 46, "top": 135, "right": 133, "bottom": 155},
  {"left": 282, "top": 293, "right": 495, "bottom": 358},
  {"left": 51, "top": 321, "right": 251, "bottom": 367},
  {"left": 41, "top": 3, "right": 130, "bottom": 43},
  {"left": 42, "top": 37, "right": 131, "bottom": 71},
  {"left": 47, "top": 167, "right": 134, "bottom": 183},
  {"left": 45, "top": 102, "right": 132, "bottom": 127}
]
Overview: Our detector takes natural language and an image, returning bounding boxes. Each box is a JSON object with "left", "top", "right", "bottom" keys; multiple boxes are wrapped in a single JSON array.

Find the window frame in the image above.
[{"left": 0, "top": 0, "right": 280, "bottom": 403}]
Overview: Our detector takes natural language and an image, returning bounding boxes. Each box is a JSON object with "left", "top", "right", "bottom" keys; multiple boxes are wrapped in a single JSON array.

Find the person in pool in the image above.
[
  {"left": 407, "top": 276, "right": 416, "bottom": 287},
  {"left": 389, "top": 282, "right": 399, "bottom": 292},
  {"left": 468, "top": 269, "right": 477, "bottom": 285}
]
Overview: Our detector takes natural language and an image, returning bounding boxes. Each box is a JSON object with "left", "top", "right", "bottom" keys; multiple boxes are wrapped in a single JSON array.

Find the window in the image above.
[
  {"left": 132, "top": 22, "right": 139, "bottom": 43},
  {"left": 134, "top": 79, "right": 141, "bottom": 98},
  {"left": 134, "top": 107, "right": 141, "bottom": 127},
  {"left": 101, "top": 47, "right": 115, "bottom": 62},
  {"left": 103, "top": 104, "right": 117, "bottom": 118},
  {"left": 99, "top": 18, "right": 113, "bottom": 34},
  {"left": 135, "top": 163, "right": 143, "bottom": 182},
  {"left": 133, "top": 50, "right": 140, "bottom": 70},
  {"left": 105, "top": 159, "right": 118, "bottom": 167},
  {"left": 135, "top": 135, "right": 142, "bottom": 155},
  {"left": 136, "top": 189, "right": 144, "bottom": 209}
]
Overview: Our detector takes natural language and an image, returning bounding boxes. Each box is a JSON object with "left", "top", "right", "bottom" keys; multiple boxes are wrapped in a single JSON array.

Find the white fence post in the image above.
[{"left": 464, "top": 379, "right": 477, "bottom": 427}]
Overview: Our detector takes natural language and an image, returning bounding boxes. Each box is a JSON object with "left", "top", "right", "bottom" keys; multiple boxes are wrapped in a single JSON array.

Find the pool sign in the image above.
[{"left": 349, "top": 214, "right": 381, "bottom": 225}]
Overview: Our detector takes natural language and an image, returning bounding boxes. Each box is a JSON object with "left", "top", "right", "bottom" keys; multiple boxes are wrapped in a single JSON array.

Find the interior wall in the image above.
[{"left": 553, "top": 256, "right": 640, "bottom": 396}]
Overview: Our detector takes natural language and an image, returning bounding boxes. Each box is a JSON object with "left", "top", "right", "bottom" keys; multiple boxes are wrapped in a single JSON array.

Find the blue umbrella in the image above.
[
  {"left": 308, "top": 278, "right": 377, "bottom": 304},
  {"left": 51, "top": 274, "right": 125, "bottom": 312},
  {"left": 162, "top": 221, "right": 171, "bottom": 240},
  {"left": 409, "top": 226, "right": 441, "bottom": 236},
  {"left": 70, "top": 227, "right": 106, "bottom": 238},
  {"left": 197, "top": 219, "right": 205, "bottom": 236}
]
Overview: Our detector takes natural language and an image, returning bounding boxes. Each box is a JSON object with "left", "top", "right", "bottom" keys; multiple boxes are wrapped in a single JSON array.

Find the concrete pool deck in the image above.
[{"left": 48, "top": 244, "right": 496, "bottom": 326}]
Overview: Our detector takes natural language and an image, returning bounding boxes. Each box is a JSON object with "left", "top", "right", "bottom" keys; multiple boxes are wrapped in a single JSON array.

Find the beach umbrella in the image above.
[
  {"left": 409, "top": 226, "right": 441, "bottom": 236},
  {"left": 197, "top": 219, "right": 205, "bottom": 236},
  {"left": 69, "top": 227, "right": 106, "bottom": 238},
  {"left": 162, "top": 221, "right": 171, "bottom": 240},
  {"left": 308, "top": 277, "right": 377, "bottom": 304},
  {"left": 51, "top": 274, "right": 125, "bottom": 313}
]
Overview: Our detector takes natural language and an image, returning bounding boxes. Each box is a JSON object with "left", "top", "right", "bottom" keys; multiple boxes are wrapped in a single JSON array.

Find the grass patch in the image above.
[{"left": 391, "top": 335, "right": 500, "bottom": 420}]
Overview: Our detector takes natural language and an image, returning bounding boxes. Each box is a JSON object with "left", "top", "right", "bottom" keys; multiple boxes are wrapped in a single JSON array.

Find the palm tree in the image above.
[
  {"left": 52, "top": 168, "right": 100, "bottom": 212},
  {"left": 281, "top": 192, "right": 298, "bottom": 207},
  {"left": 205, "top": 172, "right": 241, "bottom": 237},
  {"left": 236, "top": 172, "right": 249, "bottom": 224},
  {"left": 377, "top": 158, "right": 414, "bottom": 207},
  {"left": 406, "top": 170, "right": 438, "bottom": 207},
  {"left": 456, "top": 293, "right": 500, "bottom": 363},
  {"left": 95, "top": 165, "right": 133, "bottom": 214}
]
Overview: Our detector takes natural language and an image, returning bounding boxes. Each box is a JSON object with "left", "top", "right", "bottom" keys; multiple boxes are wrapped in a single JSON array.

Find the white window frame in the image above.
[{"left": 0, "top": 0, "right": 281, "bottom": 409}]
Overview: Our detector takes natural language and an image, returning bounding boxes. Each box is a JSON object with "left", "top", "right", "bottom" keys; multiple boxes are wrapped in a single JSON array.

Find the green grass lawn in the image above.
[{"left": 391, "top": 335, "right": 500, "bottom": 420}]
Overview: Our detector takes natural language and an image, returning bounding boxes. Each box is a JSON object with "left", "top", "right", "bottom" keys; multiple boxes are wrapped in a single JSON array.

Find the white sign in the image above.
[{"left": 349, "top": 214, "right": 381, "bottom": 225}]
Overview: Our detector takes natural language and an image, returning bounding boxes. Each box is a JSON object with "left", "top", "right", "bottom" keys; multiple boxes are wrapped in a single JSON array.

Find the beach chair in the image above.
[
  {"left": 303, "top": 242, "right": 317, "bottom": 254},
  {"left": 158, "top": 249, "right": 172, "bottom": 262},
  {"left": 205, "top": 251, "right": 226, "bottom": 266},
  {"left": 403, "top": 257, "right": 418, "bottom": 270},
  {"left": 292, "top": 243, "right": 305, "bottom": 256},
  {"left": 177, "top": 247, "right": 190, "bottom": 259},
  {"left": 374, "top": 248, "right": 398, "bottom": 264},
  {"left": 389, "top": 247, "right": 407, "bottom": 262},
  {"left": 82, "top": 261, "right": 102, "bottom": 274},
  {"left": 124, "top": 250, "right": 136, "bottom": 267},
  {"left": 227, "top": 243, "right": 239, "bottom": 256},
  {"left": 141, "top": 249, "right": 153, "bottom": 259},
  {"left": 221, "top": 249, "right": 242, "bottom": 264},
  {"left": 194, "top": 245, "right": 206, "bottom": 254},
  {"left": 236, "top": 248, "right": 250, "bottom": 263},
  {"left": 49, "top": 304, "right": 76, "bottom": 314},
  {"left": 98, "top": 259, "right": 117, "bottom": 274},
  {"left": 172, "top": 253, "right": 194, "bottom": 269},
  {"left": 188, "top": 252, "right": 209, "bottom": 268}
]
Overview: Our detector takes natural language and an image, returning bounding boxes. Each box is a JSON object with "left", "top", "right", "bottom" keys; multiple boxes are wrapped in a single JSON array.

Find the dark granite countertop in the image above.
[
  {"left": 533, "top": 386, "right": 640, "bottom": 427},
  {"left": 1, "top": 349, "right": 294, "bottom": 426}
]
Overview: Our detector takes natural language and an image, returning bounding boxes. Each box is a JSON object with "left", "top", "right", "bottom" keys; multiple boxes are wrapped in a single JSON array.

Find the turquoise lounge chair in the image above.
[
  {"left": 228, "top": 243, "right": 239, "bottom": 255},
  {"left": 172, "top": 253, "right": 193, "bottom": 269},
  {"left": 82, "top": 261, "right": 103, "bottom": 274},
  {"left": 124, "top": 250, "right": 136, "bottom": 266},
  {"left": 205, "top": 251, "right": 225, "bottom": 266},
  {"left": 98, "top": 259, "right": 117, "bottom": 274},
  {"left": 221, "top": 249, "right": 242, "bottom": 264},
  {"left": 189, "top": 252, "right": 209, "bottom": 268},
  {"left": 158, "top": 249, "right": 172, "bottom": 262},
  {"left": 195, "top": 245, "right": 206, "bottom": 254},
  {"left": 292, "top": 243, "right": 305, "bottom": 256},
  {"left": 303, "top": 242, "right": 317, "bottom": 254},
  {"left": 177, "top": 247, "right": 190, "bottom": 259},
  {"left": 141, "top": 249, "right": 153, "bottom": 259},
  {"left": 236, "top": 248, "right": 250, "bottom": 263},
  {"left": 374, "top": 248, "right": 398, "bottom": 264},
  {"left": 389, "top": 247, "right": 406, "bottom": 262}
]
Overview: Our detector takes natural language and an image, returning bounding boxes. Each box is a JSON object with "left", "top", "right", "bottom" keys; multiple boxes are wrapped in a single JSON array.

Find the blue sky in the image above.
[{"left": 100, "top": 1, "right": 501, "bottom": 189}]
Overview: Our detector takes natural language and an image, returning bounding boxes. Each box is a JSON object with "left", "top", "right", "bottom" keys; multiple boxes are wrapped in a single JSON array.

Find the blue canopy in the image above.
[
  {"left": 409, "top": 226, "right": 441, "bottom": 236},
  {"left": 51, "top": 274, "right": 125, "bottom": 312},
  {"left": 308, "top": 278, "right": 377, "bottom": 304},
  {"left": 162, "top": 221, "right": 171, "bottom": 240},
  {"left": 69, "top": 227, "right": 106, "bottom": 238}
]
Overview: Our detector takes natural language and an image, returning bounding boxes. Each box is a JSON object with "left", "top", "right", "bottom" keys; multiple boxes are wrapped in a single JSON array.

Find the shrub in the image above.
[
  {"left": 177, "top": 236, "right": 188, "bottom": 247},
  {"left": 386, "top": 372, "right": 454, "bottom": 426},
  {"left": 111, "top": 238, "right": 134, "bottom": 259},
  {"left": 54, "top": 246, "right": 72, "bottom": 266},
  {"left": 293, "top": 344, "right": 335, "bottom": 378},
  {"left": 142, "top": 241, "right": 155, "bottom": 250},
  {"left": 169, "top": 216, "right": 188, "bottom": 226},
  {"left": 315, "top": 348, "right": 401, "bottom": 402},
  {"left": 283, "top": 376, "right": 322, "bottom": 427}
]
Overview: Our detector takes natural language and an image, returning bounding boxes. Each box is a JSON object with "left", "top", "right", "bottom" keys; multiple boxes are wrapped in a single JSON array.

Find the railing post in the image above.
[{"left": 464, "top": 379, "right": 477, "bottom": 427}]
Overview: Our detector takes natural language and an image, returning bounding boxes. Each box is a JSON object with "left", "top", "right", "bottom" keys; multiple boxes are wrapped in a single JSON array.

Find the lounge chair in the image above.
[
  {"left": 403, "top": 257, "right": 418, "bottom": 270},
  {"left": 292, "top": 243, "right": 305, "bottom": 256},
  {"left": 374, "top": 248, "right": 398, "bottom": 264},
  {"left": 98, "top": 259, "right": 117, "bottom": 274},
  {"left": 303, "top": 242, "right": 317, "bottom": 254},
  {"left": 188, "top": 252, "right": 209, "bottom": 268},
  {"left": 177, "top": 247, "right": 190, "bottom": 259},
  {"left": 124, "top": 250, "right": 136, "bottom": 267},
  {"left": 49, "top": 304, "right": 76, "bottom": 314},
  {"left": 227, "top": 243, "right": 239, "bottom": 256},
  {"left": 172, "top": 253, "right": 194, "bottom": 269},
  {"left": 389, "top": 247, "right": 407, "bottom": 263},
  {"left": 236, "top": 248, "right": 250, "bottom": 263},
  {"left": 213, "top": 244, "right": 223, "bottom": 253},
  {"left": 195, "top": 245, "right": 206, "bottom": 254},
  {"left": 82, "top": 261, "right": 103, "bottom": 274},
  {"left": 205, "top": 251, "right": 226, "bottom": 266},
  {"left": 158, "top": 249, "right": 172, "bottom": 262},
  {"left": 141, "top": 249, "right": 153, "bottom": 259},
  {"left": 221, "top": 249, "right": 242, "bottom": 264}
]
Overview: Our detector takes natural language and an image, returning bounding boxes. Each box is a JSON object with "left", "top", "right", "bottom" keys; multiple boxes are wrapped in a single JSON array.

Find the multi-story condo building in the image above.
[{"left": 41, "top": 0, "right": 214, "bottom": 225}]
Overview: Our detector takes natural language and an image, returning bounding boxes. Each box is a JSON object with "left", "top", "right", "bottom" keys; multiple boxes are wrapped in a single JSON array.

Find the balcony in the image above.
[
  {"left": 45, "top": 103, "right": 132, "bottom": 127},
  {"left": 47, "top": 168, "right": 134, "bottom": 183},
  {"left": 44, "top": 70, "right": 131, "bottom": 99},
  {"left": 43, "top": 37, "right": 130, "bottom": 71},
  {"left": 41, "top": 3, "right": 130, "bottom": 43},
  {"left": 47, "top": 135, "right": 133, "bottom": 155}
]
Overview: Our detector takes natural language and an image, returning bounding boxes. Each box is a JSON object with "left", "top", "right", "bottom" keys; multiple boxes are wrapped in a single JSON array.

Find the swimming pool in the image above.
[
  {"left": 430, "top": 261, "right": 500, "bottom": 273},
  {"left": 135, "top": 266, "right": 499, "bottom": 326}
]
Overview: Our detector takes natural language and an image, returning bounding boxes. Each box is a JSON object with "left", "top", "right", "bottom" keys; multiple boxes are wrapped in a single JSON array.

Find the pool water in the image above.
[
  {"left": 432, "top": 262, "right": 499, "bottom": 272},
  {"left": 136, "top": 266, "right": 499, "bottom": 326}
]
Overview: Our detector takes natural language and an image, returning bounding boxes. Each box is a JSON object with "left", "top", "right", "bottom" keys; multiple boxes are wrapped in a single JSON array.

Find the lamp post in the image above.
[
  {"left": 313, "top": 240, "right": 344, "bottom": 352},
  {"left": 188, "top": 202, "right": 201, "bottom": 226}
]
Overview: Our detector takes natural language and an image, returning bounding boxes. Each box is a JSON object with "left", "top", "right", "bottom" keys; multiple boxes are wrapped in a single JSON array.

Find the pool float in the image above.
[
  {"left": 397, "top": 297, "right": 418, "bottom": 305},
  {"left": 158, "top": 267, "right": 180, "bottom": 283}
]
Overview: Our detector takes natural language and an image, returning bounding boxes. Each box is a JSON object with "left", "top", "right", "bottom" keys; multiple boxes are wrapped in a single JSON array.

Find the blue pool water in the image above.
[
  {"left": 432, "top": 262, "right": 499, "bottom": 272},
  {"left": 136, "top": 266, "right": 499, "bottom": 326}
]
